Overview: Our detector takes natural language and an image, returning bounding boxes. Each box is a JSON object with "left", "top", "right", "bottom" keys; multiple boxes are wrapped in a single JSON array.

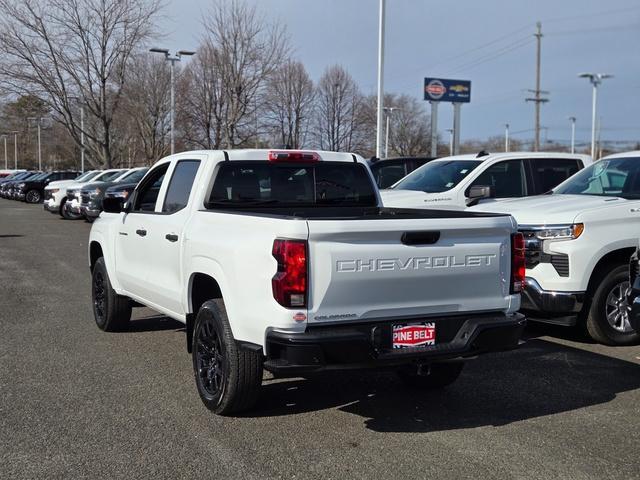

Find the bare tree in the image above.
[
  {"left": 387, "top": 95, "right": 431, "bottom": 157},
  {"left": 122, "top": 54, "right": 171, "bottom": 164},
  {"left": 313, "top": 65, "right": 363, "bottom": 152},
  {"left": 178, "top": 43, "right": 227, "bottom": 150},
  {"left": 0, "top": 0, "right": 162, "bottom": 167},
  {"left": 204, "top": 0, "right": 289, "bottom": 147},
  {"left": 264, "top": 60, "right": 315, "bottom": 148}
]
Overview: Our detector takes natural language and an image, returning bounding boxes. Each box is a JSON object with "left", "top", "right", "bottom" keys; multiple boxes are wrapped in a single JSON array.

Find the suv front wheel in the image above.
[{"left": 586, "top": 264, "right": 640, "bottom": 345}]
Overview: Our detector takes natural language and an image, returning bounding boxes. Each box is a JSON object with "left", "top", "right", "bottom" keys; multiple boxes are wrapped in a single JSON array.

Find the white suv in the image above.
[
  {"left": 44, "top": 170, "right": 102, "bottom": 216},
  {"left": 380, "top": 152, "right": 592, "bottom": 210},
  {"left": 472, "top": 151, "right": 640, "bottom": 346}
]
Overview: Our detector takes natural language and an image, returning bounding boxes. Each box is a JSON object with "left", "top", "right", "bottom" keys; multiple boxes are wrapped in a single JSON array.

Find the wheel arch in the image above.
[
  {"left": 586, "top": 247, "right": 635, "bottom": 295},
  {"left": 186, "top": 269, "right": 228, "bottom": 353},
  {"left": 89, "top": 241, "right": 103, "bottom": 272}
]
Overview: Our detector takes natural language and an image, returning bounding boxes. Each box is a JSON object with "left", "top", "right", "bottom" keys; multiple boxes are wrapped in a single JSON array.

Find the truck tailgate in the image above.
[{"left": 306, "top": 215, "right": 515, "bottom": 324}]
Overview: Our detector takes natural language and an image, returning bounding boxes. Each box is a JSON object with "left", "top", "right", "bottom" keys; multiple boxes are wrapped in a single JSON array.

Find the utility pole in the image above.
[
  {"left": 27, "top": 117, "right": 43, "bottom": 170},
  {"left": 568, "top": 116, "right": 576, "bottom": 154},
  {"left": 80, "top": 105, "right": 85, "bottom": 173},
  {"left": 526, "top": 22, "right": 549, "bottom": 151},
  {"left": 383, "top": 106, "right": 399, "bottom": 158},
  {"left": 375, "top": 0, "right": 386, "bottom": 158},
  {"left": 504, "top": 123, "right": 510, "bottom": 152},
  {"left": 446, "top": 128, "right": 454, "bottom": 155}
]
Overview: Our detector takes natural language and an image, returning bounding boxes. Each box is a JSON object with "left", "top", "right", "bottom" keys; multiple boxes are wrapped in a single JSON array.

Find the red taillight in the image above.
[
  {"left": 268, "top": 150, "right": 321, "bottom": 163},
  {"left": 511, "top": 233, "right": 526, "bottom": 294},
  {"left": 272, "top": 239, "right": 307, "bottom": 308}
]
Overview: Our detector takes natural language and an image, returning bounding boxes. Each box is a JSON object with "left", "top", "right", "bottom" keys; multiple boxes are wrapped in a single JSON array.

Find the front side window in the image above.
[
  {"left": 392, "top": 160, "right": 481, "bottom": 193},
  {"left": 162, "top": 161, "right": 201, "bottom": 213},
  {"left": 470, "top": 160, "right": 527, "bottom": 198},
  {"left": 132, "top": 164, "right": 169, "bottom": 212},
  {"left": 554, "top": 157, "right": 640, "bottom": 199},
  {"left": 208, "top": 161, "right": 377, "bottom": 207}
]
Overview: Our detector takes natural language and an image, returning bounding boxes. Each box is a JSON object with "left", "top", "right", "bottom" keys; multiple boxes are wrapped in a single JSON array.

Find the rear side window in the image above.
[
  {"left": 529, "top": 158, "right": 581, "bottom": 194},
  {"left": 208, "top": 161, "right": 377, "bottom": 207},
  {"left": 372, "top": 162, "right": 407, "bottom": 188},
  {"left": 162, "top": 160, "right": 201, "bottom": 213}
]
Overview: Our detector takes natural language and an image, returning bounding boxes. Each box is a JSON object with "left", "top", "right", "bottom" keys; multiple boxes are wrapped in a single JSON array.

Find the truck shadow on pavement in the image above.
[
  {"left": 249, "top": 337, "right": 640, "bottom": 432},
  {"left": 126, "top": 314, "right": 185, "bottom": 333}
]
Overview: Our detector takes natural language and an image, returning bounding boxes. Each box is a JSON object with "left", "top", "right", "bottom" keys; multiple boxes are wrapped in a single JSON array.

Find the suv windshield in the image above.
[
  {"left": 94, "top": 170, "right": 125, "bottom": 182},
  {"left": 554, "top": 157, "right": 640, "bottom": 199},
  {"left": 74, "top": 171, "right": 101, "bottom": 182},
  {"left": 207, "top": 161, "right": 377, "bottom": 207},
  {"left": 116, "top": 168, "right": 148, "bottom": 184},
  {"left": 391, "top": 160, "right": 481, "bottom": 193}
]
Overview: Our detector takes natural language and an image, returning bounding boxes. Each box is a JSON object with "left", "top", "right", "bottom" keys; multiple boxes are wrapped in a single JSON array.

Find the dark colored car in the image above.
[
  {"left": 16, "top": 170, "right": 81, "bottom": 203},
  {"left": 628, "top": 248, "right": 640, "bottom": 332},
  {"left": 80, "top": 167, "right": 149, "bottom": 221},
  {"left": 1, "top": 171, "right": 42, "bottom": 198},
  {"left": 368, "top": 156, "right": 434, "bottom": 189}
]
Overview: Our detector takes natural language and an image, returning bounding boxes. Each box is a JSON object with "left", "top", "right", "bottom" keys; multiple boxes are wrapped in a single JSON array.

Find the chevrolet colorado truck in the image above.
[
  {"left": 472, "top": 151, "right": 640, "bottom": 346},
  {"left": 89, "top": 149, "right": 525, "bottom": 415},
  {"left": 381, "top": 152, "right": 591, "bottom": 210}
]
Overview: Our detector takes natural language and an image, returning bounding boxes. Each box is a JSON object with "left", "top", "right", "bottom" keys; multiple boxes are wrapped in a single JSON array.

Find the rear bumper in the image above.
[
  {"left": 263, "top": 312, "right": 526, "bottom": 375},
  {"left": 520, "top": 277, "right": 584, "bottom": 326}
]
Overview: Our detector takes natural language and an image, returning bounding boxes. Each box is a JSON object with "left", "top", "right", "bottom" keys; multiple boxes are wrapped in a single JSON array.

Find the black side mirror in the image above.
[
  {"left": 466, "top": 185, "right": 496, "bottom": 207},
  {"left": 102, "top": 196, "right": 126, "bottom": 213}
]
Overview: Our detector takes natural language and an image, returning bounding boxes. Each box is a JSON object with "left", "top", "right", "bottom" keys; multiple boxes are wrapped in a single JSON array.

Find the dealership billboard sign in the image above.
[{"left": 423, "top": 78, "right": 471, "bottom": 103}]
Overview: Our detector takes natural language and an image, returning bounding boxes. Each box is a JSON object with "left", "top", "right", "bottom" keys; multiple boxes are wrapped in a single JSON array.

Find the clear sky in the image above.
[{"left": 160, "top": 0, "right": 640, "bottom": 148}]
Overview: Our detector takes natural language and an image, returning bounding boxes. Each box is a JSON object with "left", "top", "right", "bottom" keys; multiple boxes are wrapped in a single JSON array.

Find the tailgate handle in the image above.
[{"left": 401, "top": 231, "right": 440, "bottom": 245}]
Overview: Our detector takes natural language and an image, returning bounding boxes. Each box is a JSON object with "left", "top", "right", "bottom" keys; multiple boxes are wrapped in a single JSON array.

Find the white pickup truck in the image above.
[
  {"left": 472, "top": 151, "right": 640, "bottom": 346},
  {"left": 88, "top": 149, "right": 525, "bottom": 415},
  {"left": 381, "top": 152, "right": 592, "bottom": 210}
]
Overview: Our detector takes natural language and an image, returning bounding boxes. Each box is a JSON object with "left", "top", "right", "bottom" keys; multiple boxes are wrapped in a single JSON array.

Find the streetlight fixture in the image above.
[
  {"left": 383, "top": 106, "right": 399, "bottom": 158},
  {"left": 568, "top": 116, "right": 576, "bottom": 154},
  {"left": 27, "top": 117, "right": 44, "bottom": 170},
  {"left": 578, "top": 73, "right": 612, "bottom": 158},
  {"left": 150, "top": 47, "right": 196, "bottom": 155}
]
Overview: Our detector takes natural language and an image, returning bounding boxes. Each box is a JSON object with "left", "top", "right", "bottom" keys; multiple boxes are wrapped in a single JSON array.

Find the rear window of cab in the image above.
[{"left": 207, "top": 161, "right": 377, "bottom": 207}]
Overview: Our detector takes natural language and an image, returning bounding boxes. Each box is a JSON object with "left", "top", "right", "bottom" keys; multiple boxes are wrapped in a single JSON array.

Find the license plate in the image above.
[{"left": 392, "top": 322, "right": 436, "bottom": 349}]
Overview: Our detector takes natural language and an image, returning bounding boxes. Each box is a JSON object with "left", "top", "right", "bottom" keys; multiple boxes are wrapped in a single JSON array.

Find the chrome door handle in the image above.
[
  {"left": 165, "top": 233, "right": 178, "bottom": 242},
  {"left": 136, "top": 228, "right": 147, "bottom": 237},
  {"left": 630, "top": 208, "right": 640, "bottom": 213}
]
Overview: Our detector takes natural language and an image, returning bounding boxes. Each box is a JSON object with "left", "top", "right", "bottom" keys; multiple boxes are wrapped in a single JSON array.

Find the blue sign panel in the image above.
[{"left": 424, "top": 78, "right": 471, "bottom": 103}]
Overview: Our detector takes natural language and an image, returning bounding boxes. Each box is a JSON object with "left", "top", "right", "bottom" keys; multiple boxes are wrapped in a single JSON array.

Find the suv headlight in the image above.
[
  {"left": 49, "top": 188, "right": 59, "bottom": 195},
  {"left": 534, "top": 224, "right": 584, "bottom": 241},
  {"left": 87, "top": 187, "right": 102, "bottom": 199}
]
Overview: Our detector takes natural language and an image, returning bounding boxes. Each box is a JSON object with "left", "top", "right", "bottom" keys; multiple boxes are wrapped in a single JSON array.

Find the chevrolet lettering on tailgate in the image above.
[{"left": 336, "top": 254, "right": 497, "bottom": 273}]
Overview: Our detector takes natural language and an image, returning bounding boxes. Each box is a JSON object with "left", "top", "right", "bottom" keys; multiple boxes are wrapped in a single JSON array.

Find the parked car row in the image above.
[{"left": 0, "top": 166, "right": 149, "bottom": 222}]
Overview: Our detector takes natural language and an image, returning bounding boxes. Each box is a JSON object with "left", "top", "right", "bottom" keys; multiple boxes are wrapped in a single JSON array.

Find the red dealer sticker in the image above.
[{"left": 392, "top": 323, "right": 436, "bottom": 349}]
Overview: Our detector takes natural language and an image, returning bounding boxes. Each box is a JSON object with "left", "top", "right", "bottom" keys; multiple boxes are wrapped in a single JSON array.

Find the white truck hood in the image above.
[
  {"left": 470, "top": 194, "right": 627, "bottom": 225},
  {"left": 380, "top": 189, "right": 460, "bottom": 209}
]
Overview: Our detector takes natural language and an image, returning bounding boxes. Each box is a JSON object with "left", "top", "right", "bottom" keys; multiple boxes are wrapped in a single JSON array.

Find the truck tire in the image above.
[
  {"left": 25, "top": 189, "right": 41, "bottom": 203},
  {"left": 586, "top": 264, "right": 640, "bottom": 346},
  {"left": 192, "top": 299, "right": 263, "bottom": 415},
  {"left": 91, "top": 257, "right": 132, "bottom": 332},
  {"left": 397, "top": 362, "right": 464, "bottom": 389},
  {"left": 58, "top": 198, "right": 67, "bottom": 217}
]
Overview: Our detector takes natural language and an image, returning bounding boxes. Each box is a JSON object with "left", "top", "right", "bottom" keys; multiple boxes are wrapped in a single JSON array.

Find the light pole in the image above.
[
  {"left": 0, "top": 135, "right": 7, "bottom": 169},
  {"left": 446, "top": 128, "right": 454, "bottom": 155},
  {"left": 150, "top": 48, "right": 196, "bottom": 155},
  {"left": 568, "top": 116, "right": 576, "bottom": 154},
  {"left": 375, "top": 0, "right": 386, "bottom": 158},
  {"left": 10, "top": 131, "right": 18, "bottom": 169},
  {"left": 27, "top": 117, "right": 43, "bottom": 170},
  {"left": 579, "top": 73, "right": 612, "bottom": 159},
  {"left": 383, "top": 106, "right": 399, "bottom": 158},
  {"left": 504, "top": 123, "right": 510, "bottom": 152}
]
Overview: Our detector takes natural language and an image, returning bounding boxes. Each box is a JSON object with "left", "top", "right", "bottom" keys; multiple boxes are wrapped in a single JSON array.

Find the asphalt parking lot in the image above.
[{"left": 1, "top": 200, "right": 640, "bottom": 479}]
